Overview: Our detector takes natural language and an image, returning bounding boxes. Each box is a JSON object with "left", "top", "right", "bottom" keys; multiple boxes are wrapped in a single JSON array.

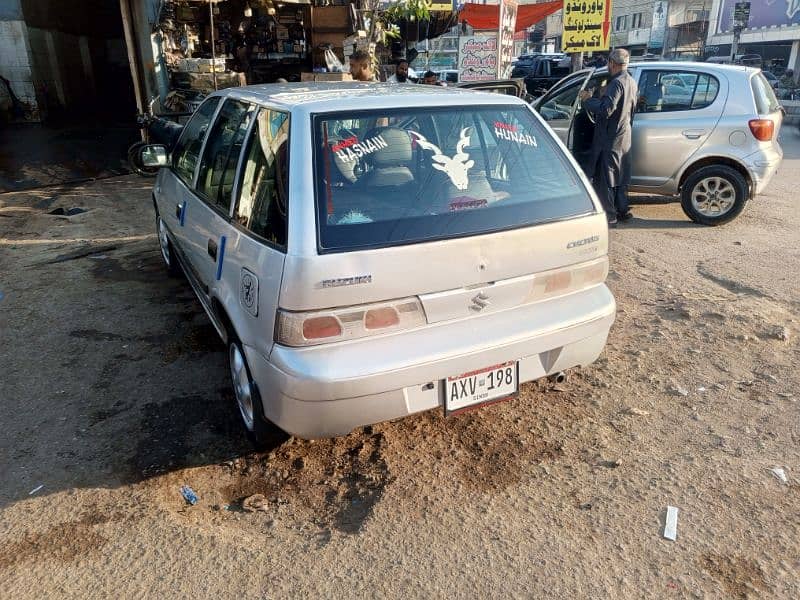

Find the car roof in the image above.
[
  {"left": 573, "top": 61, "right": 759, "bottom": 77},
  {"left": 211, "top": 82, "right": 526, "bottom": 112}
]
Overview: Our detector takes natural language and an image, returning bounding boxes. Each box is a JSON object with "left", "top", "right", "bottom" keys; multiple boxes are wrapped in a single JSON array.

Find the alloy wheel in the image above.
[
  {"left": 691, "top": 177, "right": 736, "bottom": 217},
  {"left": 157, "top": 218, "right": 171, "bottom": 268},
  {"left": 229, "top": 344, "right": 255, "bottom": 431}
]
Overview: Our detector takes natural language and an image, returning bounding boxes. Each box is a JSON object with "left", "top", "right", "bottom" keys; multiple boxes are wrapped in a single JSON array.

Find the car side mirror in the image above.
[{"left": 141, "top": 144, "right": 168, "bottom": 167}]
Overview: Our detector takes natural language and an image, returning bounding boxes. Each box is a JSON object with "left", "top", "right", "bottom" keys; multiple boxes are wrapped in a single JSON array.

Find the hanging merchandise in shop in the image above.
[{"left": 155, "top": 0, "right": 316, "bottom": 106}]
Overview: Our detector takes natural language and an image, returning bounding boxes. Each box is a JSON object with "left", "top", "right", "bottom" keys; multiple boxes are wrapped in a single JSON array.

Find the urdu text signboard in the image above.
[
  {"left": 458, "top": 33, "right": 498, "bottom": 82},
  {"left": 561, "top": 0, "right": 612, "bottom": 53},
  {"left": 498, "top": 0, "right": 519, "bottom": 79}
]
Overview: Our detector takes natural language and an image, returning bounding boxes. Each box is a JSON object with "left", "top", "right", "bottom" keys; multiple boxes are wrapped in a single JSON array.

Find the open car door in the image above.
[{"left": 456, "top": 79, "right": 529, "bottom": 101}]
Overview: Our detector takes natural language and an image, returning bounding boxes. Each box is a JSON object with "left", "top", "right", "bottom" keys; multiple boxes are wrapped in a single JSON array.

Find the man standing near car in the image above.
[
  {"left": 578, "top": 48, "right": 638, "bottom": 225},
  {"left": 388, "top": 59, "right": 413, "bottom": 83}
]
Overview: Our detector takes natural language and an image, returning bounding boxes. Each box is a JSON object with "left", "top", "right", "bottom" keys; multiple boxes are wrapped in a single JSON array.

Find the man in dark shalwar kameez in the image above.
[{"left": 579, "top": 48, "right": 638, "bottom": 226}]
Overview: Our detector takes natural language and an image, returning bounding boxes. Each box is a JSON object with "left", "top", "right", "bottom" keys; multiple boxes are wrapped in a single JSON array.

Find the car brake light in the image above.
[
  {"left": 528, "top": 257, "right": 609, "bottom": 302},
  {"left": 302, "top": 316, "right": 342, "bottom": 339},
  {"left": 365, "top": 307, "right": 400, "bottom": 329},
  {"left": 277, "top": 298, "right": 426, "bottom": 347},
  {"left": 748, "top": 119, "right": 774, "bottom": 141}
]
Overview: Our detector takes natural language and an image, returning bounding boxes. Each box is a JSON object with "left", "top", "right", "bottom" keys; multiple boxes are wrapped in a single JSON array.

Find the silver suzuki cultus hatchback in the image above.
[{"left": 149, "top": 83, "right": 616, "bottom": 444}]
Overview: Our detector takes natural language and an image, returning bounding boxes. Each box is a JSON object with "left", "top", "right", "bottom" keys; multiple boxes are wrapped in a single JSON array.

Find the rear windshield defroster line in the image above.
[{"left": 312, "top": 104, "right": 595, "bottom": 253}]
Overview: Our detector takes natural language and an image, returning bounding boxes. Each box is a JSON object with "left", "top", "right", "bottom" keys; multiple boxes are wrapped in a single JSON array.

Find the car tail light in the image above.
[
  {"left": 749, "top": 119, "right": 774, "bottom": 141},
  {"left": 528, "top": 257, "right": 609, "bottom": 302},
  {"left": 276, "top": 298, "right": 426, "bottom": 347}
]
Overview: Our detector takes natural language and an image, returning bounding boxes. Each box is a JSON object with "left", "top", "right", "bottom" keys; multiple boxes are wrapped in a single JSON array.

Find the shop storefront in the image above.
[{"left": 124, "top": 0, "right": 355, "bottom": 113}]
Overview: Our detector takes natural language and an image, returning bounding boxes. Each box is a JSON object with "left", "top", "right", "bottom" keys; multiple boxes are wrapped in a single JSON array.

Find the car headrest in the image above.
[{"left": 367, "top": 127, "right": 413, "bottom": 168}]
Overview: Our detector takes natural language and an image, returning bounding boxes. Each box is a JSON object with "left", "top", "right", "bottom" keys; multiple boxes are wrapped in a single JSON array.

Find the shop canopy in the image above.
[{"left": 457, "top": 1, "right": 562, "bottom": 33}]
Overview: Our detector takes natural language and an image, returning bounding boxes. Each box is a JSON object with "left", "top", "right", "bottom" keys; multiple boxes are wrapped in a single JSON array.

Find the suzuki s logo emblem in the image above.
[{"left": 470, "top": 291, "right": 490, "bottom": 312}]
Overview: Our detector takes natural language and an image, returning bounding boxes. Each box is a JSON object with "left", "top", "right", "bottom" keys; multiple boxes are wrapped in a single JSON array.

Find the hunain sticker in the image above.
[
  {"left": 494, "top": 121, "right": 537, "bottom": 148},
  {"left": 333, "top": 134, "right": 389, "bottom": 163}
]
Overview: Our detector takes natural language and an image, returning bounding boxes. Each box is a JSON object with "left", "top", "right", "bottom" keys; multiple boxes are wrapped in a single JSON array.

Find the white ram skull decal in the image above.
[{"left": 411, "top": 128, "right": 474, "bottom": 191}]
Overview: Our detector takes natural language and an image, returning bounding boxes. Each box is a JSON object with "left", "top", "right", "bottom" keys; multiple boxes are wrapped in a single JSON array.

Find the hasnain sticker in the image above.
[
  {"left": 334, "top": 134, "right": 388, "bottom": 163},
  {"left": 240, "top": 268, "right": 259, "bottom": 317},
  {"left": 411, "top": 128, "right": 475, "bottom": 191},
  {"left": 494, "top": 121, "right": 537, "bottom": 147}
]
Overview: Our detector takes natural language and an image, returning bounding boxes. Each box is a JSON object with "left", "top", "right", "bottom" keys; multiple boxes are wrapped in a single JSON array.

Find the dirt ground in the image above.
[{"left": 1, "top": 131, "right": 799, "bottom": 599}]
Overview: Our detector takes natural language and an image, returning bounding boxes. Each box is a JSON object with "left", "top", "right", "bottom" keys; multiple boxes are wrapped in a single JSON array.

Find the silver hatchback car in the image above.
[
  {"left": 147, "top": 83, "right": 615, "bottom": 443},
  {"left": 535, "top": 62, "right": 783, "bottom": 225}
]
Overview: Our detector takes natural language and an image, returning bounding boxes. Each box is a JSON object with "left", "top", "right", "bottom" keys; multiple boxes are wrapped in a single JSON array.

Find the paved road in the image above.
[{"left": 1, "top": 130, "right": 798, "bottom": 598}]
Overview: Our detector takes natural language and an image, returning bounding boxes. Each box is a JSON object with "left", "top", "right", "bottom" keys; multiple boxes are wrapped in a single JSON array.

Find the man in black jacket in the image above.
[{"left": 579, "top": 48, "right": 638, "bottom": 225}]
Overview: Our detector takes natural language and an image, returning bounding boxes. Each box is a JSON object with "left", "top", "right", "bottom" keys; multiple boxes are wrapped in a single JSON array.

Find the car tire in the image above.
[
  {"left": 680, "top": 165, "right": 749, "bottom": 226},
  {"left": 155, "top": 215, "right": 183, "bottom": 278},
  {"left": 228, "top": 338, "right": 286, "bottom": 450}
]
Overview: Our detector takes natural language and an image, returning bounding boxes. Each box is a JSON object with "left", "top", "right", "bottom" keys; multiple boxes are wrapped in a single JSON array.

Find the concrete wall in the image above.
[{"left": 0, "top": 0, "right": 38, "bottom": 118}]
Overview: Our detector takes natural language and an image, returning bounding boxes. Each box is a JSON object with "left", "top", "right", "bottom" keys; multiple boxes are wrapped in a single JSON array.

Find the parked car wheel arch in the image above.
[{"left": 678, "top": 156, "right": 753, "bottom": 195}]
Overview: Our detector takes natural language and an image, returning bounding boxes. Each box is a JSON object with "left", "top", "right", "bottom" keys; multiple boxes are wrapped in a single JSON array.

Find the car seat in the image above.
[
  {"left": 358, "top": 126, "right": 415, "bottom": 187},
  {"left": 640, "top": 79, "right": 665, "bottom": 112}
]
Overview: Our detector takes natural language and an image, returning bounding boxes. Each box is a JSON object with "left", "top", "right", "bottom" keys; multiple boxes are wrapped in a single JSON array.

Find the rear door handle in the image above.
[
  {"left": 207, "top": 238, "right": 218, "bottom": 260},
  {"left": 682, "top": 129, "right": 706, "bottom": 140},
  {"left": 175, "top": 203, "right": 182, "bottom": 219}
]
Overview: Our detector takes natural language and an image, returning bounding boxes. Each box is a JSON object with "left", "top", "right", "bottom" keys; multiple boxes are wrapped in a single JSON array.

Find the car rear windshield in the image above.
[
  {"left": 752, "top": 72, "right": 781, "bottom": 114},
  {"left": 313, "top": 105, "right": 593, "bottom": 252}
]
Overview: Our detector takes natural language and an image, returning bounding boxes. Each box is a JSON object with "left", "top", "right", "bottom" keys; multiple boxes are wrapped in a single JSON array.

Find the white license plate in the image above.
[{"left": 445, "top": 361, "right": 518, "bottom": 414}]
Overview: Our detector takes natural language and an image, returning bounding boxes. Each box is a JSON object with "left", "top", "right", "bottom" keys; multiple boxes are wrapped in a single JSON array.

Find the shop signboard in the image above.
[
  {"left": 498, "top": 0, "right": 518, "bottom": 78},
  {"left": 457, "top": 33, "right": 498, "bottom": 82},
  {"left": 717, "top": 0, "right": 800, "bottom": 33},
  {"left": 561, "top": 0, "right": 611, "bottom": 52},
  {"left": 648, "top": 1, "right": 668, "bottom": 51}
]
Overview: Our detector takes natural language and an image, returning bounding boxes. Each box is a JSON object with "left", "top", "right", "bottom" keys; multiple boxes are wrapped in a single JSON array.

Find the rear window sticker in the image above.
[
  {"left": 240, "top": 268, "right": 259, "bottom": 317},
  {"left": 334, "top": 134, "right": 388, "bottom": 163},
  {"left": 337, "top": 210, "right": 373, "bottom": 224},
  {"left": 449, "top": 196, "right": 488, "bottom": 211},
  {"left": 494, "top": 121, "right": 538, "bottom": 147},
  {"left": 411, "top": 128, "right": 475, "bottom": 191}
]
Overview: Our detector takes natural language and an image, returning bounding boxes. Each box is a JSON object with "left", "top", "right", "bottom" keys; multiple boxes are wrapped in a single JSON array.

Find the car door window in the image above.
[
  {"left": 637, "top": 71, "right": 719, "bottom": 113},
  {"left": 234, "top": 109, "right": 289, "bottom": 248},
  {"left": 196, "top": 99, "right": 254, "bottom": 212},
  {"left": 172, "top": 97, "right": 220, "bottom": 186},
  {"left": 540, "top": 80, "right": 583, "bottom": 121}
]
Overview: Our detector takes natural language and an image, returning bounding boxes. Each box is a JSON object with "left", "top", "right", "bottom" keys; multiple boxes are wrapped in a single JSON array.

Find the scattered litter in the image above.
[
  {"left": 88, "top": 254, "right": 108, "bottom": 260},
  {"left": 733, "top": 241, "right": 742, "bottom": 246},
  {"left": 597, "top": 459, "right": 621, "bottom": 469},
  {"left": 713, "top": 383, "right": 726, "bottom": 390},
  {"left": 688, "top": 348, "right": 702, "bottom": 354},
  {"left": 180, "top": 485, "right": 198, "bottom": 505},
  {"left": 624, "top": 407, "right": 650, "bottom": 416},
  {"left": 669, "top": 385, "right": 689, "bottom": 397},
  {"left": 29, "top": 484, "right": 44, "bottom": 495},
  {"left": 242, "top": 494, "right": 270, "bottom": 512},
  {"left": 777, "top": 392, "right": 794, "bottom": 399},
  {"left": 736, "top": 380, "right": 754, "bottom": 387},
  {"left": 756, "top": 372, "right": 778, "bottom": 384},
  {"left": 697, "top": 387, "right": 707, "bottom": 393},
  {"left": 663, "top": 506, "right": 679, "bottom": 541},
  {"left": 48, "top": 207, "right": 87, "bottom": 216},
  {"left": 770, "top": 467, "right": 789, "bottom": 485},
  {"left": 771, "top": 326, "right": 790, "bottom": 342}
]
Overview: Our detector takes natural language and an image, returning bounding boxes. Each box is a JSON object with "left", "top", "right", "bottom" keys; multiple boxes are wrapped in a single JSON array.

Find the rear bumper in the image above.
[
  {"left": 244, "top": 285, "right": 616, "bottom": 438},
  {"left": 743, "top": 144, "right": 783, "bottom": 195}
]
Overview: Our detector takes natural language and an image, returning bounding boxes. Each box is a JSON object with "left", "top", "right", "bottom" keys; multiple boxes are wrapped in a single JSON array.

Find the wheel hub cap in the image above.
[
  {"left": 230, "top": 344, "right": 255, "bottom": 431},
  {"left": 691, "top": 177, "right": 735, "bottom": 217}
]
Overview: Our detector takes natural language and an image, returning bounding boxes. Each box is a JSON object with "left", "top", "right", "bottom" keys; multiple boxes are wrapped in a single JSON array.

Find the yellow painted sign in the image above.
[{"left": 561, "top": 0, "right": 612, "bottom": 52}]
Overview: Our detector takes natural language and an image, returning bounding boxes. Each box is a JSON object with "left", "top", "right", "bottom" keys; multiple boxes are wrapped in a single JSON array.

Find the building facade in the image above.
[{"left": 705, "top": 0, "right": 800, "bottom": 74}]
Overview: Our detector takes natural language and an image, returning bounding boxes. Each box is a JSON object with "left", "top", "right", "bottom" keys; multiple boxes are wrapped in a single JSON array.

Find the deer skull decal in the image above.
[{"left": 411, "top": 128, "right": 474, "bottom": 191}]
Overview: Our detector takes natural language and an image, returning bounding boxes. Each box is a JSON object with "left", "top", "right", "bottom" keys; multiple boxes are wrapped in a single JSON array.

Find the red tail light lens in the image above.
[
  {"left": 749, "top": 119, "right": 774, "bottom": 141},
  {"left": 302, "top": 316, "right": 342, "bottom": 339},
  {"left": 364, "top": 307, "right": 400, "bottom": 329}
]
